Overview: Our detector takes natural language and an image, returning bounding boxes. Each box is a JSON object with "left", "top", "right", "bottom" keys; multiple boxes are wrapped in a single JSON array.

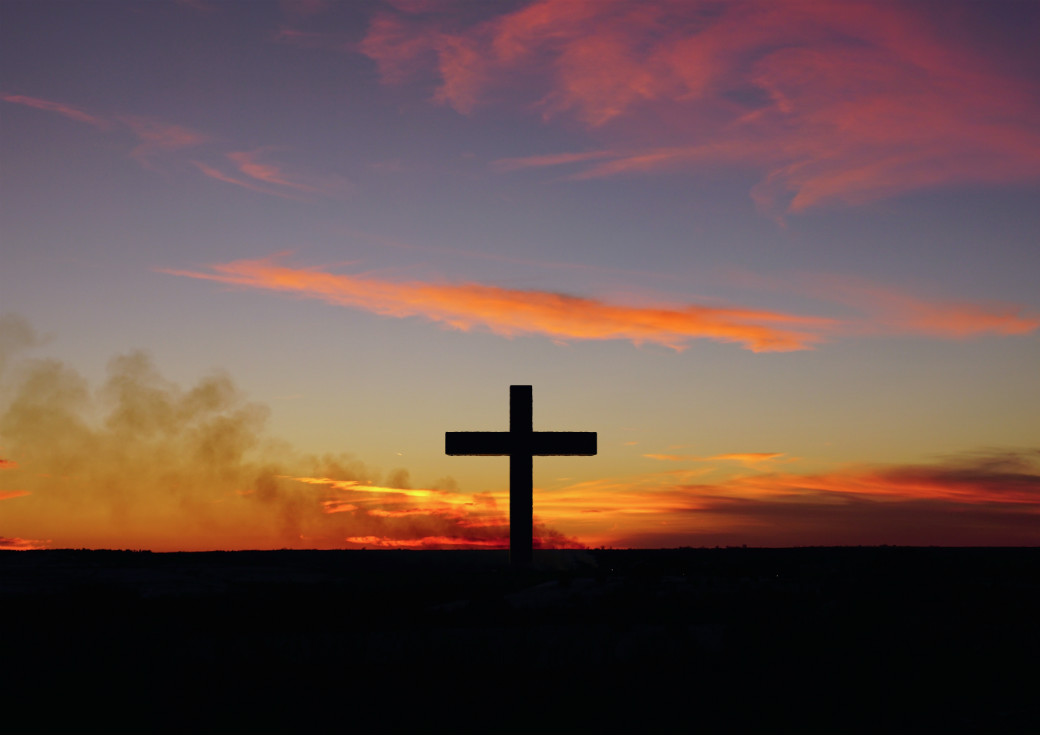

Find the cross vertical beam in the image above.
[
  {"left": 510, "top": 386, "right": 534, "bottom": 565},
  {"left": 445, "top": 385, "right": 597, "bottom": 566}
]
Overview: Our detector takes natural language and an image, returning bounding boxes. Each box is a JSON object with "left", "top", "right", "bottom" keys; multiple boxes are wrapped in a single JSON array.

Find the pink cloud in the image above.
[
  {"left": 227, "top": 149, "right": 348, "bottom": 195},
  {"left": 1, "top": 95, "right": 210, "bottom": 169},
  {"left": 492, "top": 149, "right": 616, "bottom": 172},
  {"left": 1, "top": 94, "right": 110, "bottom": 129},
  {"left": 193, "top": 150, "right": 351, "bottom": 200},
  {"left": 192, "top": 161, "right": 306, "bottom": 201},
  {"left": 360, "top": 0, "right": 1040, "bottom": 212},
  {"left": 120, "top": 116, "right": 209, "bottom": 164}
]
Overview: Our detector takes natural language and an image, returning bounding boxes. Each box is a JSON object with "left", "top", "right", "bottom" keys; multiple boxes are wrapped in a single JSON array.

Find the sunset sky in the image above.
[{"left": 2, "top": 0, "right": 1038, "bottom": 551}]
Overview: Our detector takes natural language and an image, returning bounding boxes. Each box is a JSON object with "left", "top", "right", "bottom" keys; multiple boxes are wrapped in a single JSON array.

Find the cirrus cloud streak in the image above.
[
  {"left": 164, "top": 255, "right": 832, "bottom": 352},
  {"left": 164, "top": 256, "right": 1038, "bottom": 351}
]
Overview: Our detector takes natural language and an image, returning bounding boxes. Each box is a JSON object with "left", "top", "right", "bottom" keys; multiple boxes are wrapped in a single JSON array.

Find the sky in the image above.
[{"left": 1, "top": 0, "right": 1038, "bottom": 551}]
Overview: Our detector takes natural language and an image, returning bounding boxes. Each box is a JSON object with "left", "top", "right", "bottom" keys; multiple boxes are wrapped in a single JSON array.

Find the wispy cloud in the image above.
[
  {"left": 164, "top": 255, "right": 1039, "bottom": 349},
  {"left": 815, "top": 276, "right": 1040, "bottom": 338},
  {"left": 1, "top": 94, "right": 110, "bottom": 129},
  {"left": 492, "top": 149, "right": 617, "bottom": 172},
  {"left": 163, "top": 255, "right": 832, "bottom": 352},
  {"left": 192, "top": 161, "right": 306, "bottom": 201},
  {"left": 225, "top": 148, "right": 351, "bottom": 198},
  {"left": 736, "top": 270, "right": 1040, "bottom": 339},
  {"left": 120, "top": 116, "right": 210, "bottom": 164},
  {"left": 2, "top": 94, "right": 208, "bottom": 167},
  {"left": 3, "top": 93, "right": 346, "bottom": 200},
  {"left": 360, "top": 0, "right": 1040, "bottom": 212},
  {"left": 645, "top": 452, "right": 786, "bottom": 467},
  {"left": 194, "top": 150, "right": 351, "bottom": 200}
]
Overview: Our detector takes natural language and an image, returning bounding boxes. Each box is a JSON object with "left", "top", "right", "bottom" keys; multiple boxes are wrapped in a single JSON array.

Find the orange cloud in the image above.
[
  {"left": 1, "top": 94, "right": 110, "bottom": 129},
  {"left": 543, "top": 450, "right": 1040, "bottom": 548},
  {"left": 644, "top": 452, "right": 785, "bottom": 465},
  {"left": 284, "top": 475, "right": 580, "bottom": 549},
  {"left": 361, "top": 0, "right": 1040, "bottom": 212},
  {"left": 163, "top": 255, "right": 830, "bottom": 352},
  {"left": 0, "top": 536, "right": 48, "bottom": 550},
  {"left": 0, "top": 459, "right": 17, "bottom": 470},
  {"left": 0, "top": 490, "right": 29, "bottom": 500},
  {"left": 165, "top": 257, "right": 1039, "bottom": 347},
  {"left": 712, "top": 453, "right": 785, "bottom": 464}
]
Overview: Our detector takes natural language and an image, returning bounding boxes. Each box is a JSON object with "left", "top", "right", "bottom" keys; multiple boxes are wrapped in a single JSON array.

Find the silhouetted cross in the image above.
[{"left": 446, "top": 385, "right": 597, "bottom": 566}]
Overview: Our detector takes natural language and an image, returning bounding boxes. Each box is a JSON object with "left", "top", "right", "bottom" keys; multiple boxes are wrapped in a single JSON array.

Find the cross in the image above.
[{"left": 445, "top": 385, "right": 597, "bottom": 566}]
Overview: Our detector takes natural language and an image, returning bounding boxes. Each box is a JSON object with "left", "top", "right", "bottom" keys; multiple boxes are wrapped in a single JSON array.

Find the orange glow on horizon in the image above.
[
  {"left": 1, "top": 332, "right": 1035, "bottom": 551},
  {"left": 345, "top": 535, "right": 506, "bottom": 548}
]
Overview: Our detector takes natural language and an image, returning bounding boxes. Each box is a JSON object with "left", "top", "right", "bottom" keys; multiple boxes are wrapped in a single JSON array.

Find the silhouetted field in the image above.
[{"left": 2, "top": 547, "right": 1037, "bottom": 733}]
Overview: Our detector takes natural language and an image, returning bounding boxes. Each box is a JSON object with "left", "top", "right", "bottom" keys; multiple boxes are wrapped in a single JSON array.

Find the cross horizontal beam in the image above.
[{"left": 446, "top": 431, "right": 597, "bottom": 456}]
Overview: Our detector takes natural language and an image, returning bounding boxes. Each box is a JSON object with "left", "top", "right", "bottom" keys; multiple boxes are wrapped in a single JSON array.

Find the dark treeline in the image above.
[{"left": 2, "top": 547, "right": 1037, "bottom": 733}]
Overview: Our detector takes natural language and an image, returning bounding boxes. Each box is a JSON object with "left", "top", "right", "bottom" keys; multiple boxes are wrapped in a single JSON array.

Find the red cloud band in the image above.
[{"left": 358, "top": 0, "right": 1040, "bottom": 211}]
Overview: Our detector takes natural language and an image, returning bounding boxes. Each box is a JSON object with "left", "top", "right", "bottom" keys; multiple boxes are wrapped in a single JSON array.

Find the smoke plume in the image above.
[{"left": 0, "top": 314, "right": 579, "bottom": 550}]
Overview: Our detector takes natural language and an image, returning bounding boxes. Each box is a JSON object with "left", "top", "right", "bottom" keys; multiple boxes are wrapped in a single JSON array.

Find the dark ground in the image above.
[{"left": 2, "top": 547, "right": 1038, "bottom": 733}]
